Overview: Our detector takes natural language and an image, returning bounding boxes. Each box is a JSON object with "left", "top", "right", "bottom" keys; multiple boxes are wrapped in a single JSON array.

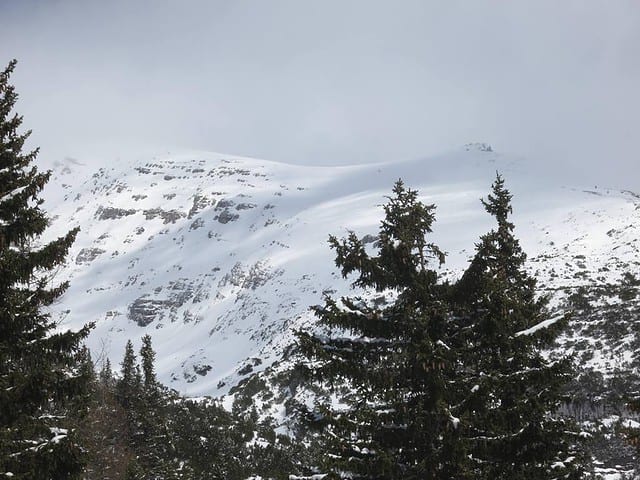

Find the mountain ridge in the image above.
[{"left": 40, "top": 146, "right": 640, "bottom": 402}]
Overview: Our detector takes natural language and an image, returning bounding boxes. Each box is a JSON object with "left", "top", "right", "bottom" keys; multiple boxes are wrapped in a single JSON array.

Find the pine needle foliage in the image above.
[
  {"left": 79, "top": 337, "right": 286, "bottom": 479},
  {"left": 0, "top": 59, "right": 92, "bottom": 479},
  {"left": 451, "top": 173, "right": 586, "bottom": 479},
  {"left": 298, "top": 180, "right": 470, "bottom": 479},
  {"left": 140, "top": 334, "right": 157, "bottom": 389}
]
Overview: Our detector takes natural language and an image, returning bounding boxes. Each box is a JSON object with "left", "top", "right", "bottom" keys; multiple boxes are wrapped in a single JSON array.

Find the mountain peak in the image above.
[{"left": 42, "top": 149, "right": 640, "bottom": 397}]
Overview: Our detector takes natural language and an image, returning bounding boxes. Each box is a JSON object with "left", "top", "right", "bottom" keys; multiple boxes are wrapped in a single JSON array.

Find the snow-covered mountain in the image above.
[{"left": 41, "top": 144, "right": 640, "bottom": 400}]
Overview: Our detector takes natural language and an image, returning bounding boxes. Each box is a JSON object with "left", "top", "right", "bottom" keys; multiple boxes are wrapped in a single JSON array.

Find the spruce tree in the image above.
[
  {"left": 140, "top": 334, "right": 157, "bottom": 389},
  {"left": 99, "top": 357, "right": 114, "bottom": 388},
  {"left": 135, "top": 335, "right": 166, "bottom": 475},
  {"left": 117, "top": 340, "right": 141, "bottom": 410},
  {"left": 298, "top": 180, "right": 469, "bottom": 479},
  {"left": 0, "top": 59, "right": 92, "bottom": 478},
  {"left": 624, "top": 396, "right": 640, "bottom": 458},
  {"left": 452, "top": 174, "right": 585, "bottom": 479}
]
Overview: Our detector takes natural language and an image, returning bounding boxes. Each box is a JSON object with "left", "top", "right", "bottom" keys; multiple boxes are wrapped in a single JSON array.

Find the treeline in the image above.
[{"left": 71, "top": 337, "right": 299, "bottom": 479}]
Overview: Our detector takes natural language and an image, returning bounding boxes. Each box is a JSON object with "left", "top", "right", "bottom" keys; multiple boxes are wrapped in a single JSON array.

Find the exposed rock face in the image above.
[
  {"left": 216, "top": 209, "right": 239, "bottom": 224},
  {"left": 216, "top": 199, "right": 235, "bottom": 210},
  {"left": 213, "top": 198, "right": 240, "bottom": 224},
  {"left": 244, "top": 261, "right": 282, "bottom": 290},
  {"left": 127, "top": 277, "right": 207, "bottom": 327},
  {"left": 96, "top": 206, "right": 137, "bottom": 220},
  {"left": 76, "top": 247, "right": 106, "bottom": 264},
  {"left": 128, "top": 297, "right": 171, "bottom": 327},
  {"left": 167, "top": 279, "right": 197, "bottom": 309},
  {"left": 219, "top": 262, "right": 246, "bottom": 288},
  {"left": 143, "top": 208, "right": 185, "bottom": 224},
  {"left": 189, "top": 218, "right": 205, "bottom": 230},
  {"left": 238, "top": 357, "right": 262, "bottom": 376},
  {"left": 188, "top": 194, "right": 214, "bottom": 219},
  {"left": 465, "top": 142, "right": 493, "bottom": 152},
  {"left": 193, "top": 363, "right": 212, "bottom": 376},
  {"left": 236, "top": 202, "right": 256, "bottom": 211},
  {"left": 216, "top": 261, "right": 281, "bottom": 291}
]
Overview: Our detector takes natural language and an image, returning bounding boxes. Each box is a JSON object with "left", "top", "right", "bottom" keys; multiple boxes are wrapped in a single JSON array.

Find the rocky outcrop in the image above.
[
  {"left": 96, "top": 206, "right": 137, "bottom": 220},
  {"left": 76, "top": 247, "right": 106, "bottom": 264},
  {"left": 128, "top": 297, "right": 172, "bottom": 327},
  {"left": 143, "top": 208, "right": 185, "bottom": 224}
]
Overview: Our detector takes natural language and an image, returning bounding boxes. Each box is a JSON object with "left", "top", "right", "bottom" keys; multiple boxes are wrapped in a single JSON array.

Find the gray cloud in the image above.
[{"left": 1, "top": 0, "right": 639, "bottom": 187}]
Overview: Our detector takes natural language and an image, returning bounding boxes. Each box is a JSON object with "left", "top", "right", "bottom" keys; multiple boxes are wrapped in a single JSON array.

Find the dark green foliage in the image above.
[
  {"left": 74, "top": 359, "right": 134, "bottom": 479},
  {"left": 0, "top": 59, "right": 92, "bottom": 478},
  {"left": 296, "top": 177, "right": 591, "bottom": 478},
  {"left": 451, "top": 174, "right": 586, "bottom": 478},
  {"left": 624, "top": 395, "right": 640, "bottom": 461},
  {"left": 117, "top": 339, "right": 141, "bottom": 410},
  {"left": 168, "top": 397, "right": 248, "bottom": 479},
  {"left": 78, "top": 337, "right": 295, "bottom": 479},
  {"left": 140, "top": 334, "right": 157, "bottom": 389},
  {"left": 99, "top": 357, "right": 114, "bottom": 387},
  {"left": 114, "top": 337, "right": 183, "bottom": 478},
  {"left": 298, "top": 180, "right": 469, "bottom": 479}
]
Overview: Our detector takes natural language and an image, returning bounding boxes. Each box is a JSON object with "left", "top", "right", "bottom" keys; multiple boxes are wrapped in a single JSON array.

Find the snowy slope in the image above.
[{"left": 40, "top": 144, "right": 640, "bottom": 396}]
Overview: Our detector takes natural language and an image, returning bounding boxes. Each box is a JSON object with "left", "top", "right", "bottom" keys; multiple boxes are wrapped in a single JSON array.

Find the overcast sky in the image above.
[{"left": 1, "top": 1, "right": 639, "bottom": 186}]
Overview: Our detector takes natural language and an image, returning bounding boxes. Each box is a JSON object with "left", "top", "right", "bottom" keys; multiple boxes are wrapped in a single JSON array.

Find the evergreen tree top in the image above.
[
  {"left": 0, "top": 59, "right": 57, "bottom": 264},
  {"left": 1, "top": 59, "right": 38, "bottom": 172},
  {"left": 481, "top": 172, "right": 513, "bottom": 230},
  {"left": 297, "top": 180, "right": 463, "bottom": 479},
  {"left": 450, "top": 174, "right": 584, "bottom": 477},
  {"left": 121, "top": 340, "right": 137, "bottom": 373},
  {"left": 140, "top": 334, "right": 157, "bottom": 389},
  {"left": 329, "top": 179, "right": 445, "bottom": 293}
]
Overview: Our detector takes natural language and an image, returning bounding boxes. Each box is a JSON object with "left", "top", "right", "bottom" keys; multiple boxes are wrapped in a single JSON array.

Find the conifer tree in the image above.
[
  {"left": 99, "top": 357, "right": 114, "bottom": 388},
  {"left": 77, "top": 346, "right": 96, "bottom": 385},
  {"left": 73, "top": 346, "right": 97, "bottom": 414},
  {"left": 624, "top": 396, "right": 640, "bottom": 456},
  {"left": 117, "top": 340, "right": 141, "bottom": 410},
  {"left": 135, "top": 335, "right": 166, "bottom": 474},
  {"left": 0, "top": 59, "right": 92, "bottom": 478},
  {"left": 298, "top": 180, "right": 469, "bottom": 479},
  {"left": 452, "top": 173, "right": 585, "bottom": 478},
  {"left": 140, "top": 334, "right": 157, "bottom": 389}
]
